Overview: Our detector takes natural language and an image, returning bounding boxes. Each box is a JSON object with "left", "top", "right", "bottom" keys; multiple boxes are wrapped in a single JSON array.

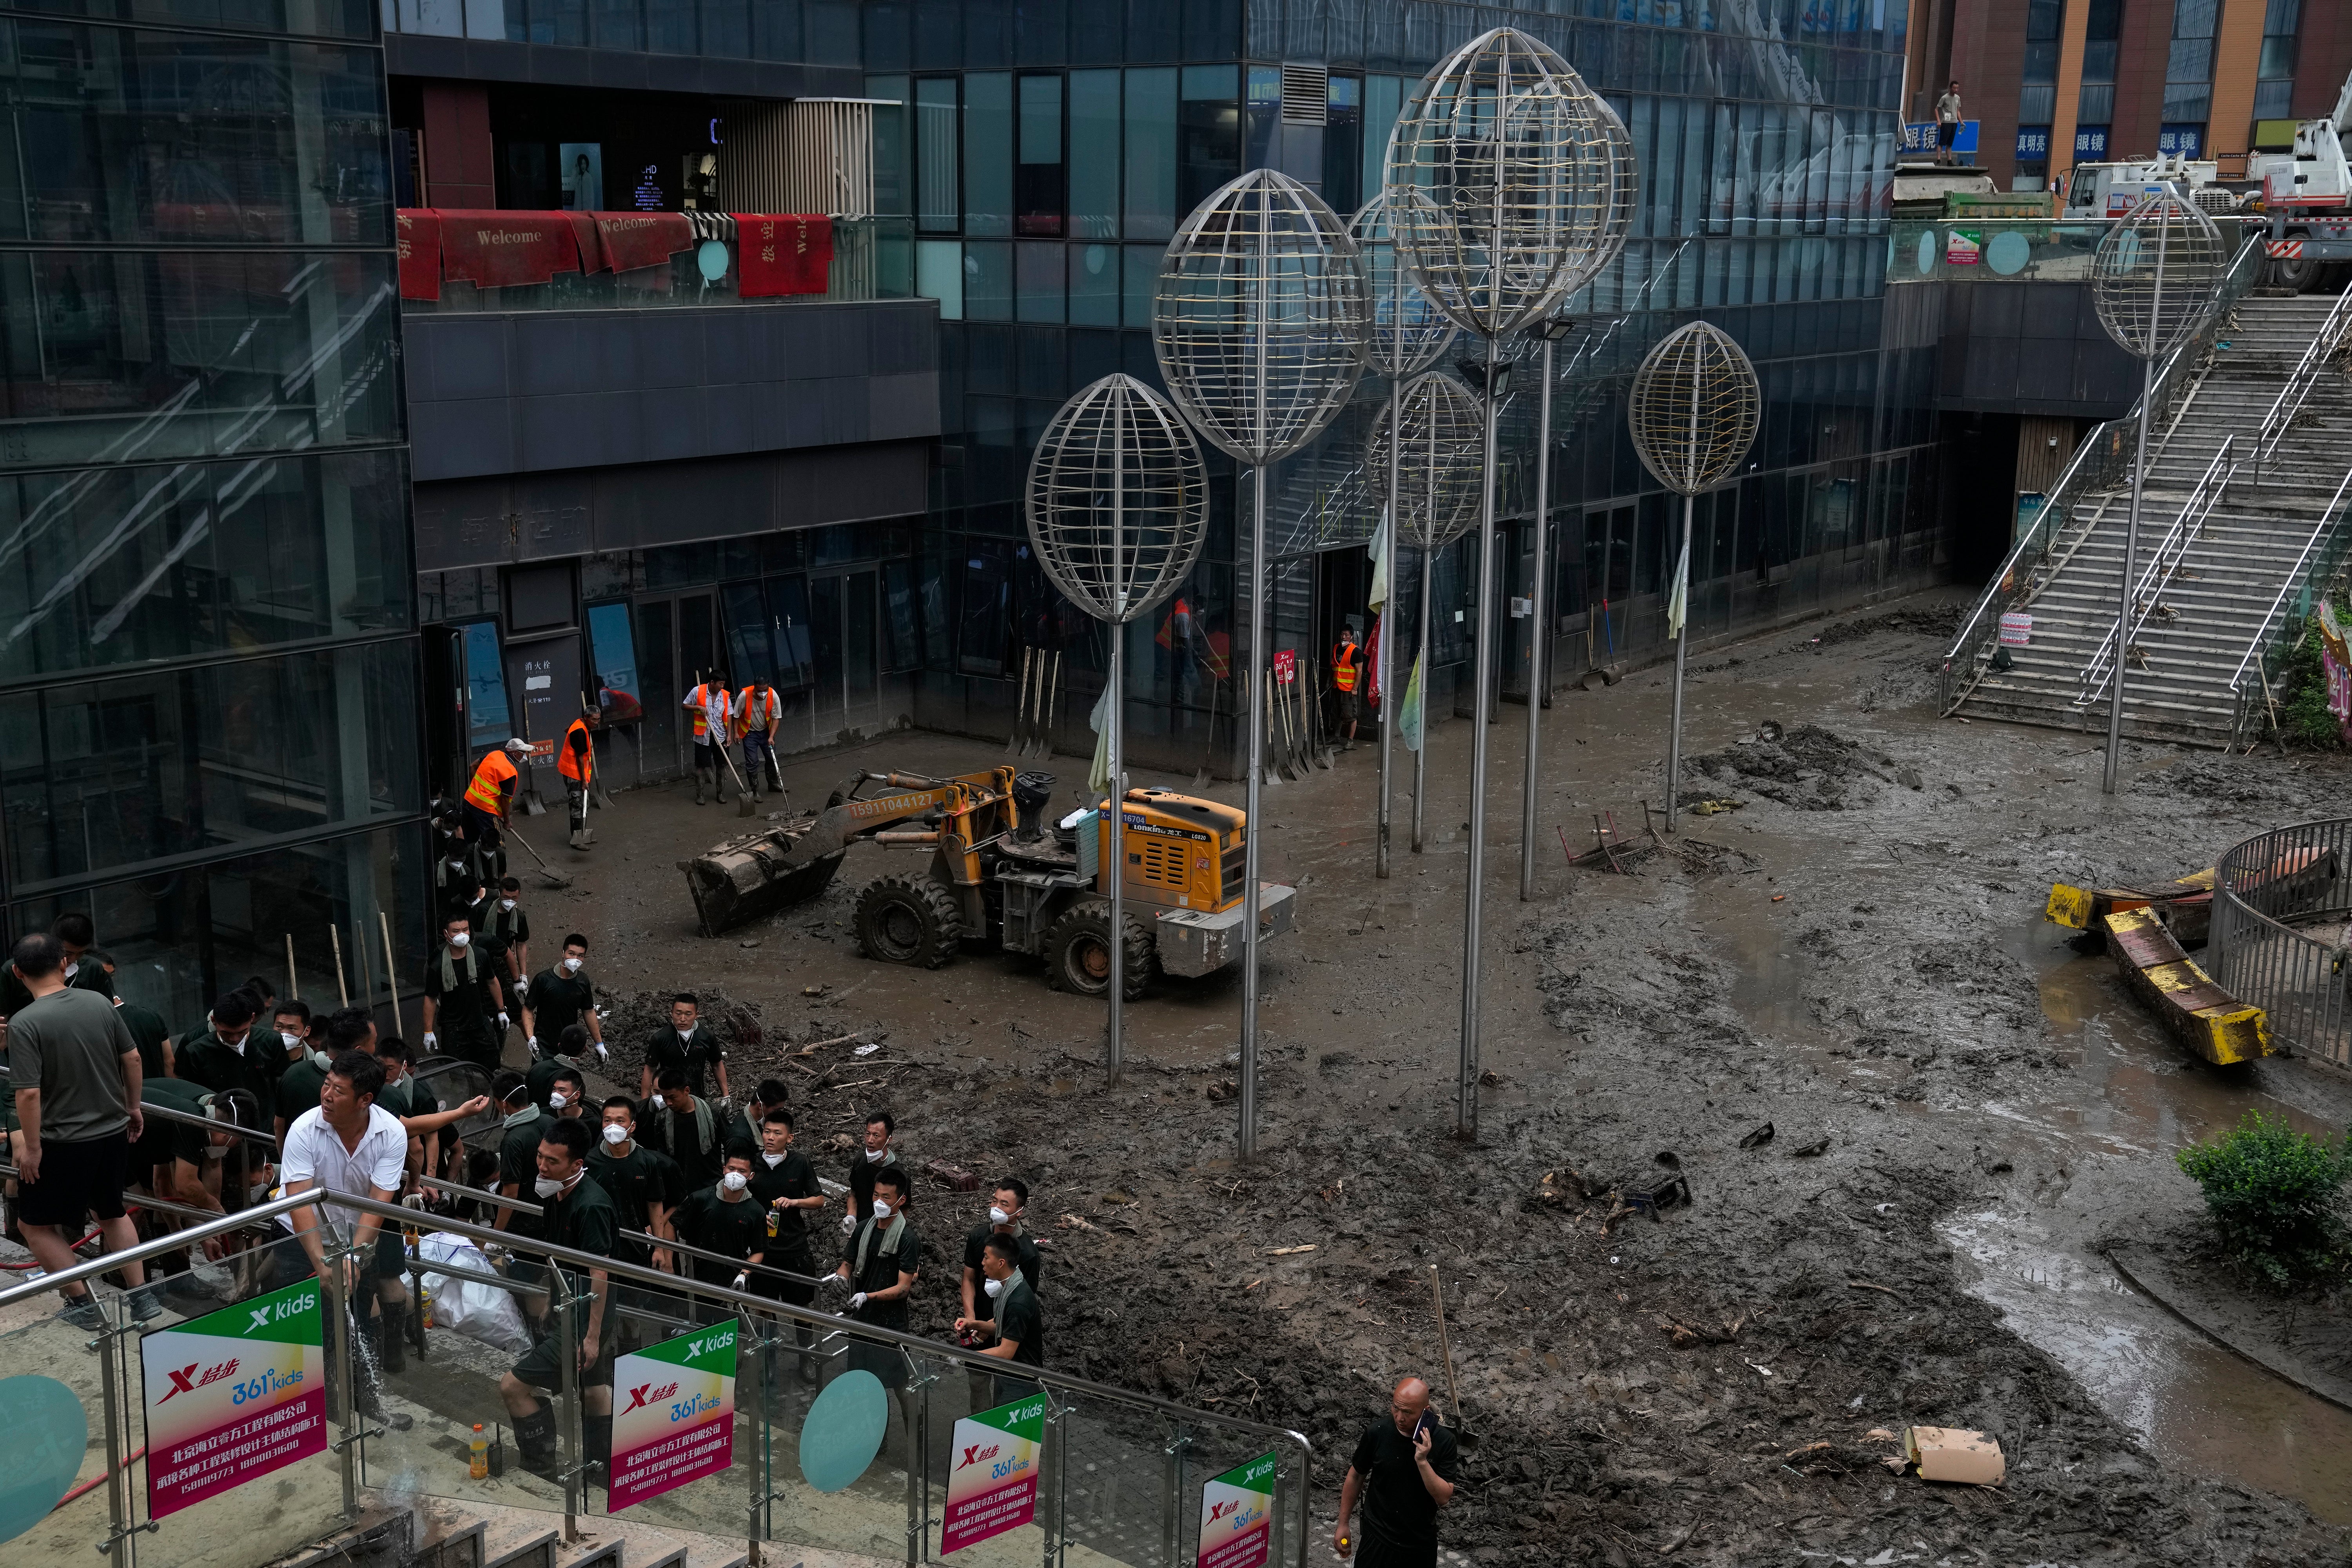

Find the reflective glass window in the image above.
[
  {"left": 917, "top": 78, "right": 960, "bottom": 232},
  {"left": 1362, "top": 74, "right": 1403, "bottom": 212},
  {"left": 586, "top": 601, "right": 642, "bottom": 726},
  {"left": 1070, "top": 242, "right": 1118, "bottom": 324},
  {"left": 753, "top": 0, "right": 802, "bottom": 59},
  {"left": 0, "top": 250, "right": 401, "bottom": 474},
  {"left": 808, "top": 0, "right": 858, "bottom": 63},
  {"left": 1016, "top": 241, "right": 1065, "bottom": 321},
  {"left": 0, "top": 449, "right": 411, "bottom": 686},
  {"left": 27, "top": 0, "right": 378, "bottom": 39},
  {"left": 965, "top": 240, "right": 1014, "bottom": 318},
  {"left": 966, "top": 72, "right": 1014, "bottom": 236},
  {"left": 1179, "top": 66, "right": 1240, "bottom": 215},
  {"left": 1017, "top": 74, "right": 1065, "bottom": 236},
  {"left": 1124, "top": 67, "right": 1178, "bottom": 241},
  {"left": 1069, "top": 69, "right": 1121, "bottom": 240},
  {"left": 704, "top": 0, "right": 751, "bottom": 56},
  {"left": 870, "top": 76, "right": 913, "bottom": 217}
]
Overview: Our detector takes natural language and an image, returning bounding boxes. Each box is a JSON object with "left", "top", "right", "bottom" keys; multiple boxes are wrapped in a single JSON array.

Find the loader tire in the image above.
[
  {"left": 1043, "top": 899, "right": 1155, "bottom": 1000},
  {"left": 855, "top": 874, "right": 962, "bottom": 968}
]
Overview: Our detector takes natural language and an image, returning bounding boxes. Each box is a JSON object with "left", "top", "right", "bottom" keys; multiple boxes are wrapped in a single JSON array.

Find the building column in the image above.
[
  {"left": 421, "top": 82, "right": 497, "bottom": 209},
  {"left": 2050, "top": 0, "right": 2092, "bottom": 191},
  {"left": 2208, "top": 0, "right": 2269, "bottom": 171}
]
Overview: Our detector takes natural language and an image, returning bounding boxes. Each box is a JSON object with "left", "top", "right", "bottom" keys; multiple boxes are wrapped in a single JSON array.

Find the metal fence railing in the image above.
[
  {"left": 2212, "top": 819, "right": 2352, "bottom": 1070},
  {"left": 2226, "top": 456, "right": 2352, "bottom": 745},
  {"left": 2073, "top": 433, "right": 2237, "bottom": 709},
  {"left": 1938, "top": 229, "right": 2268, "bottom": 715}
]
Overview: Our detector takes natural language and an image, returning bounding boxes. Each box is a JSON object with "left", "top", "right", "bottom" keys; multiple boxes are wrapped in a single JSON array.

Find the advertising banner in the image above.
[
  {"left": 141, "top": 1278, "right": 326, "bottom": 1519},
  {"left": 941, "top": 1392, "right": 1045, "bottom": 1553},
  {"left": 1273, "top": 649, "right": 1296, "bottom": 685},
  {"left": 610, "top": 1322, "right": 737, "bottom": 1511},
  {"left": 1196, "top": 1451, "right": 1277, "bottom": 1568}
]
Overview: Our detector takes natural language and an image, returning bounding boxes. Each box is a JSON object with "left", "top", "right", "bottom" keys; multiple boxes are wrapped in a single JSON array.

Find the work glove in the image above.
[
  {"left": 849, "top": 1292, "right": 868, "bottom": 1310},
  {"left": 593, "top": 1042, "right": 610, "bottom": 1064},
  {"left": 497, "top": 1011, "right": 511, "bottom": 1031},
  {"left": 821, "top": 1273, "right": 848, "bottom": 1291},
  {"left": 527, "top": 1035, "right": 541, "bottom": 1058},
  {"left": 840, "top": 1214, "right": 857, "bottom": 1236},
  {"left": 733, "top": 1271, "right": 749, "bottom": 1290},
  {"left": 515, "top": 976, "right": 530, "bottom": 997},
  {"left": 422, "top": 1031, "right": 437, "bottom": 1050}
]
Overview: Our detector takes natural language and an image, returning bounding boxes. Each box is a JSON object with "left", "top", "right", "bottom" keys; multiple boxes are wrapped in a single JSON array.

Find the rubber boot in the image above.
[
  {"left": 714, "top": 768, "right": 730, "bottom": 804},
  {"left": 695, "top": 767, "right": 708, "bottom": 805},
  {"left": 584, "top": 1414, "right": 613, "bottom": 1487},
  {"left": 513, "top": 1406, "right": 562, "bottom": 1481},
  {"left": 377, "top": 1299, "right": 407, "bottom": 1374},
  {"left": 353, "top": 1316, "right": 414, "bottom": 1431}
]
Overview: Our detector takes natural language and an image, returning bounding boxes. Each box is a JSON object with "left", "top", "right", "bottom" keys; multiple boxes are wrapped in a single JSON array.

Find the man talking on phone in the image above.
[{"left": 1332, "top": 1376, "right": 1459, "bottom": 1566}]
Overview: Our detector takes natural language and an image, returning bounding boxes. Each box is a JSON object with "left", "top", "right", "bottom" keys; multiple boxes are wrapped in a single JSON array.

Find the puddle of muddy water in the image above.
[{"left": 1933, "top": 920, "right": 2352, "bottom": 1525}]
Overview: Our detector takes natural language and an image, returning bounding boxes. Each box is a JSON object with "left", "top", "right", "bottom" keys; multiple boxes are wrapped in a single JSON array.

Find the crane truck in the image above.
[
  {"left": 2259, "top": 68, "right": 2352, "bottom": 290},
  {"left": 681, "top": 766, "right": 1294, "bottom": 998}
]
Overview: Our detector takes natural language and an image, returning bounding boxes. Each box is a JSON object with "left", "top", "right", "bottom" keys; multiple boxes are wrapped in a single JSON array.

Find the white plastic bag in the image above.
[{"left": 415, "top": 1232, "right": 531, "bottom": 1352}]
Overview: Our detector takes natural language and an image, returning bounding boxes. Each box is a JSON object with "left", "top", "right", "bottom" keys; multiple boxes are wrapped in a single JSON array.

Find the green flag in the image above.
[{"left": 1399, "top": 649, "right": 1426, "bottom": 753}]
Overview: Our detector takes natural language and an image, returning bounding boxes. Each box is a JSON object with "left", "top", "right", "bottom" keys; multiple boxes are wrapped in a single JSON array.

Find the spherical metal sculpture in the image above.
[
  {"left": 1628, "top": 321, "right": 1760, "bottom": 838},
  {"left": 1384, "top": 27, "right": 1621, "bottom": 339},
  {"left": 1385, "top": 25, "right": 1621, "bottom": 1140},
  {"left": 1152, "top": 167, "right": 1367, "bottom": 1159},
  {"left": 1026, "top": 373, "right": 1207, "bottom": 1082},
  {"left": 2089, "top": 187, "right": 2228, "bottom": 795},
  {"left": 1154, "top": 169, "right": 1367, "bottom": 465},
  {"left": 2092, "top": 189, "right": 2227, "bottom": 361}
]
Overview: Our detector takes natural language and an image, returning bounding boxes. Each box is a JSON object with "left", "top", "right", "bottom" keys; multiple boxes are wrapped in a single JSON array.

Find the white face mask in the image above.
[
  {"left": 533, "top": 1174, "right": 566, "bottom": 1200},
  {"left": 601, "top": 1123, "right": 629, "bottom": 1146},
  {"left": 563, "top": 956, "right": 583, "bottom": 973},
  {"left": 221, "top": 1032, "right": 247, "bottom": 1055},
  {"left": 722, "top": 1171, "right": 750, "bottom": 1193},
  {"left": 448, "top": 858, "right": 465, "bottom": 871},
  {"left": 282, "top": 1031, "right": 304, "bottom": 1050},
  {"left": 762, "top": 1151, "right": 786, "bottom": 1168},
  {"left": 864, "top": 1147, "right": 885, "bottom": 1162},
  {"left": 548, "top": 1091, "right": 570, "bottom": 1110},
  {"left": 982, "top": 1276, "right": 1005, "bottom": 1299},
  {"left": 203, "top": 1143, "right": 228, "bottom": 1161},
  {"left": 500, "top": 898, "right": 517, "bottom": 911},
  {"left": 871, "top": 1198, "right": 892, "bottom": 1219},
  {"left": 450, "top": 933, "right": 470, "bottom": 949},
  {"left": 988, "top": 1206, "right": 1012, "bottom": 1226}
]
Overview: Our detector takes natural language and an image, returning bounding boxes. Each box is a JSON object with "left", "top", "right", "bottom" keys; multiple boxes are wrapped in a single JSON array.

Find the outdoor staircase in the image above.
[{"left": 1950, "top": 292, "right": 2352, "bottom": 744}]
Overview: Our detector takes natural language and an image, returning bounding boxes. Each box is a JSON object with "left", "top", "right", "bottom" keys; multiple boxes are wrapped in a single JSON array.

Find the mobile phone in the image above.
[{"left": 1413, "top": 1410, "right": 1433, "bottom": 1441}]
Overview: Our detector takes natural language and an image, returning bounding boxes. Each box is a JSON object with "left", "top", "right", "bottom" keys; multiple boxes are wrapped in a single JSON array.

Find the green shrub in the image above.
[
  {"left": 2268, "top": 591, "right": 2350, "bottom": 749},
  {"left": 2174, "top": 1111, "right": 2352, "bottom": 1289}
]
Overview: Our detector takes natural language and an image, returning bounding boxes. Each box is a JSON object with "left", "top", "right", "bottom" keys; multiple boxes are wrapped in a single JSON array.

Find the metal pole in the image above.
[
  {"left": 1108, "top": 390, "right": 1127, "bottom": 1083},
  {"left": 555, "top": 1269, "right": 581, "bottom": 1537},
  {"left": 2106, "top": 209, "right": 2168, "bottom": 793},
  {"left": 1459, "top": 353, "right": 1499, "bottom": 1143},
  {"left": 1241, "top": 464, "right": 1265, "bottom": 1160},
  {"left": 1412, "top": 404, "right": 1436, "bottom": 855},
  {"left": 1666, "top": 491, "right": 1695, "bottom": 832},
  {"left": 1520, "top": 336, "right": 1554, "bottom": 897},
  {"left": 2106, "top": 356, "right": 2156, "bottom": 794},
  {"left": 93, "top": 1306, "right": 132, "bottom": 1559},
  {"left": 321, "top": 1241, "right": 359, "bottom": 1517},
  {"left": 1377, "top": 374, "right": 1400, "bottom": 879}
]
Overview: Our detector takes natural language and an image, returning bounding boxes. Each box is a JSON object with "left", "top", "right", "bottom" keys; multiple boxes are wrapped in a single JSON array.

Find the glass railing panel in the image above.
[
  {"left": 759, "top": 1310, "right": 934, "bottom": 1561},
  {"left": 908, "top": 1340, "right": 1053, "bottom": 1568},
  {"left": 588, "top": 1270, "right": 769, "bottom": 1539},
  {"left": 0, "top": 1284, "right": 143, "bottom": 1564},
  {"left": 1059, "top": 1396, "right": 1184, "bottom": 1567},
  {"left": 399, "top": 218, "right": 918, "bottom": 314}
]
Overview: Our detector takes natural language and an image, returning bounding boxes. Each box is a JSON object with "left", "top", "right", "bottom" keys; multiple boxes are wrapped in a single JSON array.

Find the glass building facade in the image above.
[
  {"left": 0, "top": 0, "right": 426, "bottom": 1020},
  {"left": 867, "top": 0, "right": 1941, "bottom": 770}
]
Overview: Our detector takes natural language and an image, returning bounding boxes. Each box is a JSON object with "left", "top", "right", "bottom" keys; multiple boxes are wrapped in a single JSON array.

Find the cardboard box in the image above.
[{"left": 1904, "top": 1426, "right": 2005, "bottom": 1485}]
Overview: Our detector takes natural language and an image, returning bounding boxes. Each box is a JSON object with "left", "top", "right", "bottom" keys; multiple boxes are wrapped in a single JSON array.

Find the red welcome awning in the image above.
[
  {"left": 593, "top": 211, "right": 695, "bottom": 273},
  {"left": 397, "top": 209, "right": 443, "bottom": 300},
  {"left": 436, "top": 209, "right": 586, "bottom": 289},
  {"left": 733, "top": 214, "right": 833, "bottom": 297}
]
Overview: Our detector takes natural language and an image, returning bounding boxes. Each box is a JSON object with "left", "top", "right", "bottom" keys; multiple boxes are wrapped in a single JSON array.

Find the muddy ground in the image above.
[{"left": 520, "top": 586, "right": 2352, "bottom": 1566}]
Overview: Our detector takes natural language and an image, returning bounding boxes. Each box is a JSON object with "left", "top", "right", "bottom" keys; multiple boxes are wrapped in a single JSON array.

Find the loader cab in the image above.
[{"left": 1102, "top": 788, "right": 1241, "bottom": 915}]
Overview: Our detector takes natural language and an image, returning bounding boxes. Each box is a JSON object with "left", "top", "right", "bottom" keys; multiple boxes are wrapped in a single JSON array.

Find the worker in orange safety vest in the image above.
[
  {"left": 683, "top": 676, "right": 734, "bottom": 805},
  {"left": 461, "top": 737, "right": 535, "bottom": 845},
  {"left": 1330, "top": 630, "right": 1365, "bottom": 749},
  {"left": 557, "top": 714, "right": 596, "bottom": 848},
  {"left": 735, "top": 680, "right": 784, "bottom": 802}
]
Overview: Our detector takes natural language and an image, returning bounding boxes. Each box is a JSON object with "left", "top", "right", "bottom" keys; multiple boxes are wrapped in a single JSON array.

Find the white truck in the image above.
[
  {"left": 2061, "top": 154, "right": 2223, "bottom": 219},
  {"left": 2259, "top": 69, "right": 2352, "bottom": 290}
]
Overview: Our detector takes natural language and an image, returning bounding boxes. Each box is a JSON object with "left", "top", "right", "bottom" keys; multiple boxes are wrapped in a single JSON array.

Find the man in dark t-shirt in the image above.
[
  {"left": 420, "top": 913, "right": 507, "bottom": 1071},
  {"left": 638, "top": 993, "right": 728, "bottom": 1102},
  {"left": 587, "top": 1096, "right": 674, "bottom": 1271},
  {"left": 672, "top": 1152, "right": 769, "bottom": 1304},
  {"left": 519, "top": 935, "right": 603, "bottom": 1062},
  {"left": 957, "top": 1232, "right": 1043, "bottom": 1410},
  {"left": 1334, "top": 1377, "right": 1461, "bottom": 1567},
  {"left": 495, "top": 1120, "right": 618, "bottom": 1483}
]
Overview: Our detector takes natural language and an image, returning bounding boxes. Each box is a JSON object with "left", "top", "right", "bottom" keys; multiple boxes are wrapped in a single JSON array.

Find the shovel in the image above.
[
  {"left": 1192, "top": 675, "right": 1220, "bottom": 789},
  {"left": 1260, "top": 672, "right": 1284, "bottom": 788},
  {"left": 1037, "top": 652, "right": 1061, "bottom": 759},
  {"left": 723, "top": 743, "right": 758, "bottom": 818},
  {"left": 582, "top": 699, "right": 616, "bottom": 808},
  {"left": 1308, "top": 664, "right": 1334, "bottom": 768},
  {"left": 1008, "top": 648, "right": 1032, "bottom": 755},
  {"left": 504, "top": 822, "right": 573, "bottom": 888}
]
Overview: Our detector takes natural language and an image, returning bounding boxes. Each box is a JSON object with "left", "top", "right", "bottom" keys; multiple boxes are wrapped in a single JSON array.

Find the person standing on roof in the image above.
[
  {"left": 462, "top": 737, "right": 535, "bottom": 851},
  {"left": 1936, "top": 80, "right": 1963, "bottom": 165},
  {"left": 559, "top": 711, "right": 597, "bottom": 849},
  {"left": 736, "top": 678, "right": 783, "bottom": 804},
  {"left": 684, "top": 675, "right": 734, "bottom": 806}
]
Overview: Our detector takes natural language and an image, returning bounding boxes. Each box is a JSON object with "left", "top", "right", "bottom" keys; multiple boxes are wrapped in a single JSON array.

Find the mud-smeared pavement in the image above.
[{"left": 521, "top": 586, "right": 2352, "bottom": 1564}]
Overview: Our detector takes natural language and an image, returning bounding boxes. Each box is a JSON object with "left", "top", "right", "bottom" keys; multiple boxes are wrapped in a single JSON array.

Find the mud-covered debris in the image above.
[
  {"left": 926, "top": 1158, "right": 979, "bottom": 1191},
  {"left": 1739, "top": 1122, "right": 1775, "bottom": 1149},
  {"left": 1206, "top": 1079, "right": 1238, "bottom": 1101},
  {"left": 1791, "top": 1135, "right": 1832, "bottom": 1157},
  {"left": 1692, "top": 724, "right": 1915, "bottom": 812}
]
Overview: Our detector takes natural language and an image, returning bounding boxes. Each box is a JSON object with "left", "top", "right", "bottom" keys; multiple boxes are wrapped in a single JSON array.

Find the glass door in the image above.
[
  {"left": 635, "top": 599, "right": 677, "bottom": 777},
  {"left": 806, "top": 571, "right": 882, "bottom": 744}
]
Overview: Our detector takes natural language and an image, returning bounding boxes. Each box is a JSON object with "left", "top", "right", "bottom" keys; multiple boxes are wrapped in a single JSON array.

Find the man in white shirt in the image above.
[{"left": 272, "top": 1051, "right": 414, "bottom": 1430}]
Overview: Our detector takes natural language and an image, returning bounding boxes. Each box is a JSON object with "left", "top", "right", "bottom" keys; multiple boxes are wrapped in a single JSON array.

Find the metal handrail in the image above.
[
  {"left": 0, "top": 1162, "right": 237, "bottom": 1225},
  {"left": 1939, "top": 229, "right": 2267, "bottom": 712},
  {"left": 2225, "top": 456, "right": 2352, "bottom": 742},
  {"left": 2074, "top": 434, "right": 2237, "bottom": 706},
  {"left": 406, "top": 1172, "right": 831, "bottom": 1289},
  {"left": 2252, "top": 285, "right": 2352, "bottom": 478},
  {"left": 0, "top": 1189, "right": 1317, "bottom": 1455}
]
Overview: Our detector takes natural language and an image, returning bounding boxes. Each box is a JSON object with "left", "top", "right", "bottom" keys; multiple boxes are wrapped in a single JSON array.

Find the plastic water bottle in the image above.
[{"left": 469, "top": 1424, "right": 488, "bottom": 1480}]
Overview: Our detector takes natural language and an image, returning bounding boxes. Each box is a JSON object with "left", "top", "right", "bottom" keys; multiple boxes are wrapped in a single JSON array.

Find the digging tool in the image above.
[
  {"left": 723, "top": 738, "right": 758, "bottom": 818},
  {"left": 330, "top": 925, "right": 349, "bottom": 1007},
  {"left": 1289, "top": 666, "right": 1312, "bottom": 779},
  {"left": 380, "top": 911, "right": 405, "bottom": 1037},
  {"left": 1009, "top": 647, "right": 1032, "bottom": 754},
  {"left": 285, "top": 933, "right": 299, "bottom": 1002},
  {"left": 504, "top": 822, "right": 574, "bottom": 889},
  {"left": 1428, "top": 1264, "right": 1464, "bottom": 1429},
  {"left": 1192, "top": 675, "right": 1220, "bottom": 788},
  {"left": 1273, "top": 670, "right": 1300, "bottom": 782},
  {"left": 1309, "top": 662, "right": 1334, "bottom": 768},
  {"left": 767, "top": 747, "right": 787, "bottom": 797},
  {"left": 1270, "top": 677, "right": 1289, "bottom": 799},
  {"left": 1041, "top": 651, "right": 1062, "bottom": 758},
  {"left": 583, "top": 698, "right": 615, "bottom": 807}
]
